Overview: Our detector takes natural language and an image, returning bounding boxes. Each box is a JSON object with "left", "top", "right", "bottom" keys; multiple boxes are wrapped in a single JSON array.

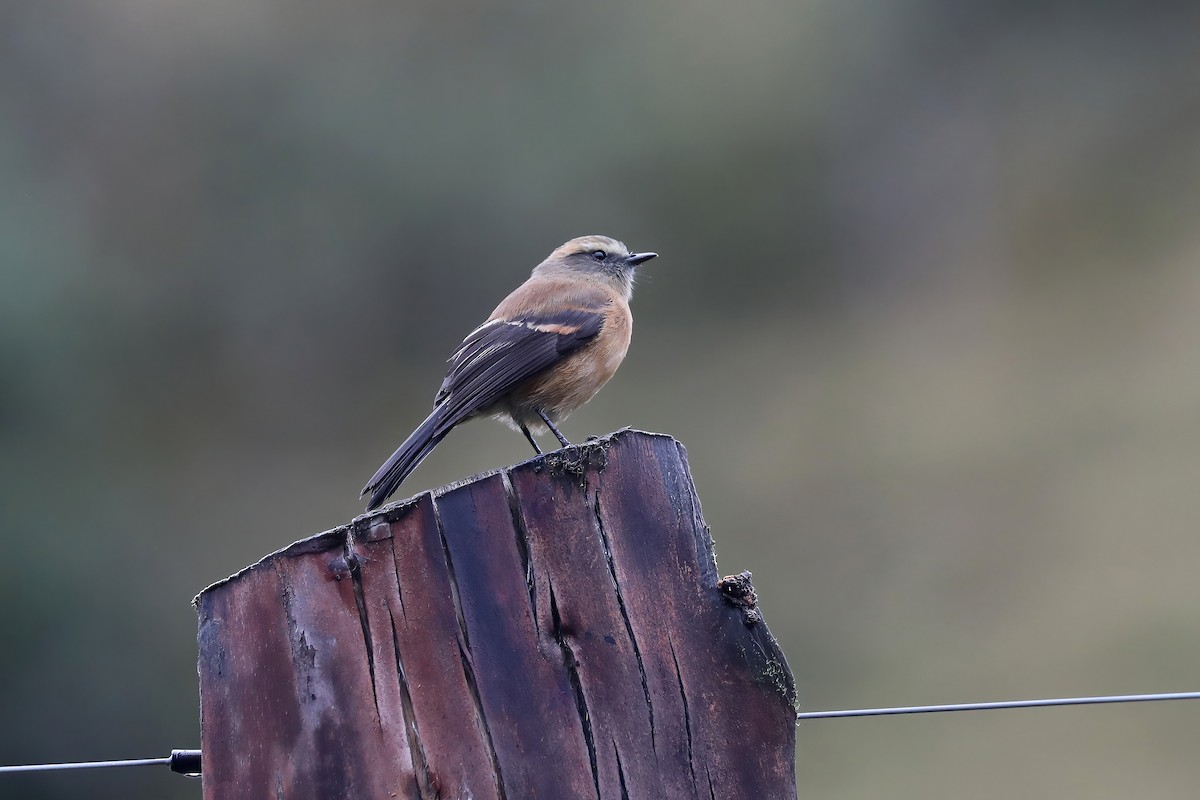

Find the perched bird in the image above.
[{"left": 362, "top": 235, "right": 657, "bottom": 510}]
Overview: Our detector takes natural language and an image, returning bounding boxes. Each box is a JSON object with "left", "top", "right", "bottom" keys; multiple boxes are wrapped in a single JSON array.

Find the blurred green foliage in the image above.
[{"left": 2, "top": 1, "right": 1200, "bottom": 797}]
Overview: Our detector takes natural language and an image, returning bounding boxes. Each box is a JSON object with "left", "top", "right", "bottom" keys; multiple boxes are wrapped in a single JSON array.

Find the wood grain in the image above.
[{"left": 196, "top": 429, "right": 796, "bottom": 799}]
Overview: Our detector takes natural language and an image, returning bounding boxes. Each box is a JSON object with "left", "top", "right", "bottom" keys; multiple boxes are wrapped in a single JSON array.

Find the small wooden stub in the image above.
[{"left": 196, "top": 429, "right": 797, "bottom": 799}]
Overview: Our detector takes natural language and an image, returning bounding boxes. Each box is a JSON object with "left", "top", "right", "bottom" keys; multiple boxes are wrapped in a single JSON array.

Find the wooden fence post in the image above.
[{"left": 196, "top": 429, "right": 797, "bottom": 799}]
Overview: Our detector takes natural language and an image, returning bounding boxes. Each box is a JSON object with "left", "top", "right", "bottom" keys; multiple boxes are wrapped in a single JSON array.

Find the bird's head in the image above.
[{"left": 536, "top": 235, "right": 657, "bottom": 299}]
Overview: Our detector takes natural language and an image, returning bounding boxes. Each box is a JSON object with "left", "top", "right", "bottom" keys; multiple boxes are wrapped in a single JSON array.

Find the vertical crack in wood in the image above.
[
  {"left": 345, "top": 543, "right": 382, "bottom": 720},
  {"left": 430, "top": 497, "right": 473, "bottom": 653},
  {"left": 388, "top": 605, "right": 434, "bottom": 799},
  {"left": 455, "top": 638, "right": 507, "bottom": 800},
  {"left": 591, "top": 488, "right": 655, "bottom": 752},
  {"left": 669, "top": 636, "right": 698, "bottom": 793},
  {"left": 500, "top": 472, "right": 539, "bottom": 635},
  {"left": 706, "top": 765, "right": 718, "bottom": 800},
  {"left": 280, "top": 576, "right": 316, "bottom": 701},
  {"left": 389, "top": 531, "right": 407, "bottom": 621},
  {"left": 676, "top": 442, "right": 720, "bottom": 587},
  {"left": 613, "top": 737, "right": 631, "bottom": 800},
  {"left": 431, "top": 495, "right": 508, "bottom": 800},
  {"left": 548, "top": 579, "right": 600, "bottom": 800}
]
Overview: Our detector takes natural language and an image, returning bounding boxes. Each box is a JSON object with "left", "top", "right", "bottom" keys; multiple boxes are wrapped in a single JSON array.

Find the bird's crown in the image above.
[{"left": 548, "top": 235, "right": 630, "bottom": 262}]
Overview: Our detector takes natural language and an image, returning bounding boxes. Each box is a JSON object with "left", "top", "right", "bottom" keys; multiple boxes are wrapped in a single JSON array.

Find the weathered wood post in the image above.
[{"left": 196, "top": 429, "right": 797, "bottom": 799}]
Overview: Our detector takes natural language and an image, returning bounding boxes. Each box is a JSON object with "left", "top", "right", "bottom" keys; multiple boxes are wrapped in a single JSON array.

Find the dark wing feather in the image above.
[
  {"left": 361, "top": 307, "right": 604, "bottom": 510},
  {"left": 434, "top": 308, "right": 604, "bottom": 421}
]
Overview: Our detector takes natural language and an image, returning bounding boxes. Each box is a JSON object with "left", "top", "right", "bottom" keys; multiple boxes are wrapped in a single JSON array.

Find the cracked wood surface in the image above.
[{"left": 196, "top": 429, "right": 797, "bottom": 799}]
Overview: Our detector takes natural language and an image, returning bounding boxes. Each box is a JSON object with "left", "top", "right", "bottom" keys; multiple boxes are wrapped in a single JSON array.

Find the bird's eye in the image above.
[{"left": 590, "top": 250, "right": 607, "bottom": 262}]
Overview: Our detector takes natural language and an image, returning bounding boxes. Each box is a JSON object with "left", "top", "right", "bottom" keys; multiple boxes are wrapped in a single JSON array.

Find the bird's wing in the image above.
[
  {"left": 432, "top": 308, "right": 605, "bottom": 424},
  {"left": 361, "top": 307, "right": 603, "bottom": 509}
]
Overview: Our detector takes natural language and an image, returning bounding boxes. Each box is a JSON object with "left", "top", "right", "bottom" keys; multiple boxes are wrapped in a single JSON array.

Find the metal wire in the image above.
[
  {"left": 0, "top": 757, "right": 170, "bottom": 774},
  {"left": 796, "top": 690, "right": 1200, "bottom": 719},
  {"left": 3, "top": 693, "right": 1198, "bottom": 775},
  {"left": 0, "top": 750, "right": 201, "bottom": 776}
]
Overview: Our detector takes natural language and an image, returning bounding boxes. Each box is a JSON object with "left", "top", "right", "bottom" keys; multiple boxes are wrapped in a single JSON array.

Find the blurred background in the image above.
[{"left": 2, "top": 0, "right": 1199, "bottom": 797}]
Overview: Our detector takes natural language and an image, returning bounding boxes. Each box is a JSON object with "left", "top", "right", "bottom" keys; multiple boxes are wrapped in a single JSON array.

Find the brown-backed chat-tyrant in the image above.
[{"left": 362, "top": 235, "right": 657, "bottom": 510}]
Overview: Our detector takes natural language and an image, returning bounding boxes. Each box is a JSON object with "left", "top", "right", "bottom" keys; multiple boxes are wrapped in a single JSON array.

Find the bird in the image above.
[{"left": 362, "top": 234, "right": 657, "bottom": 510}]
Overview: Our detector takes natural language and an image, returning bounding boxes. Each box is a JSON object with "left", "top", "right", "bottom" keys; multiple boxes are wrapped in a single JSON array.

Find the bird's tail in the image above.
[{"left": 362, "top": 408, "right": 451, "bottom": 511}]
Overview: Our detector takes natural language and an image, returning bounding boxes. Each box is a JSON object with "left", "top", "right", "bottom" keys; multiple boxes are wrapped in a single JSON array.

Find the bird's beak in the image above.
[{"left": 625, "top": 252, "right": 658, "bottom": 267}]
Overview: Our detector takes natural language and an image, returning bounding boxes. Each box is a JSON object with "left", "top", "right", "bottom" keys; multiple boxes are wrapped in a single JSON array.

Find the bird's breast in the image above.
[{"left": 518, "top": 302, "right": 632, "bottom": 418}]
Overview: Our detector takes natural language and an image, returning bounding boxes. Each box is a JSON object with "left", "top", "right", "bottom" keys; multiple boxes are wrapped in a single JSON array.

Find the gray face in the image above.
[{"left": 550, "top": 235, "right": 657, "bottom": 279}]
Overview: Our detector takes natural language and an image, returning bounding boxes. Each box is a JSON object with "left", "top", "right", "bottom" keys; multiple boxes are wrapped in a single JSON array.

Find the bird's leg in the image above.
[
  {"left": 518, "top": 421, "right": 543, "bottom": 454},
  {"left": 537, "top": 409, "right": 571, "bottom": 448}
]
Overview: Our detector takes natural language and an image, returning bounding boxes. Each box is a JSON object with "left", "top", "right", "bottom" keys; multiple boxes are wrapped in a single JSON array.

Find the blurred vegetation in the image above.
[{"left": 2, "top": 1, "right": 1200, "bottom": 797}]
